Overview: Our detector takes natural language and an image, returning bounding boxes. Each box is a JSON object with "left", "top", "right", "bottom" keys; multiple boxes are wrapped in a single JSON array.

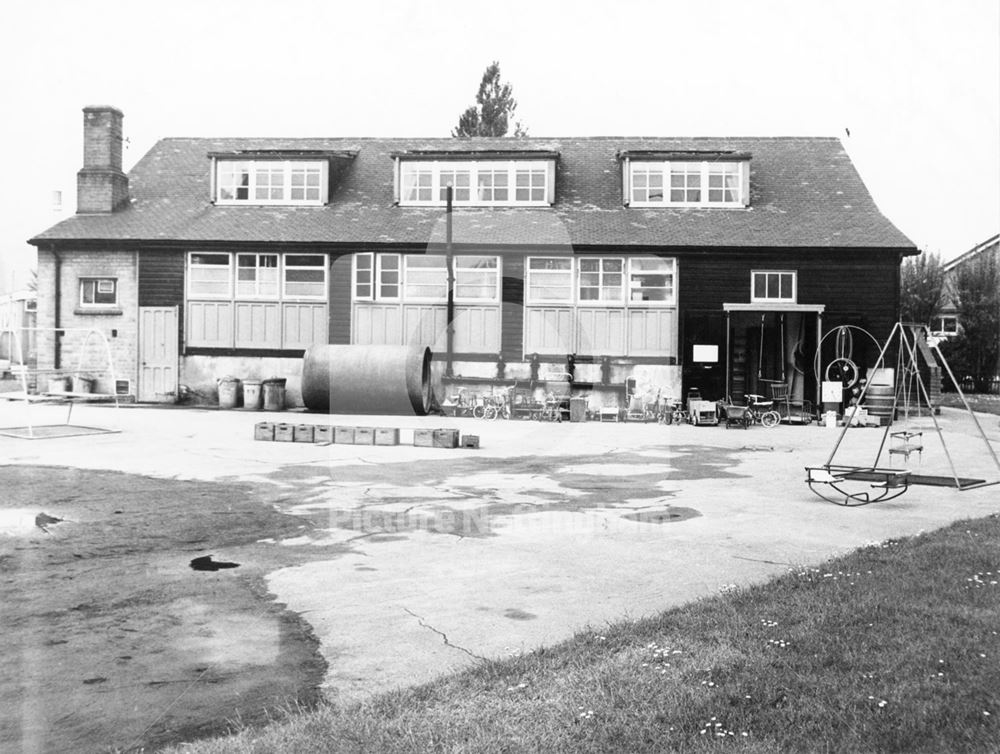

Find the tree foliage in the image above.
[
  {"left": 945, "top": 251, "right": 1000, "bottom": 390},
  {"left": 452, "top": 62, "right": 526, "bottom": 138},
  {"left": 899, "top": 251, "right": 944, "bottom": 327}
]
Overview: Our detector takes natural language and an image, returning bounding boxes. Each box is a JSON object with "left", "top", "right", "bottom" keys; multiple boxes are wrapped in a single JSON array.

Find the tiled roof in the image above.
[{"left": 31, "top": 136, "right": 915, "bottom": 250}]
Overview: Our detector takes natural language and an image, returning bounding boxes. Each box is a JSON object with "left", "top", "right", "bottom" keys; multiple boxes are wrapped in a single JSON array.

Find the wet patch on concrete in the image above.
[
  {"left": 251, "top": 445, "right": 747, "bottom": 543},
  {"left": 503, "top": 608, "right": 537, "bottom": 621},
  {"left": 622, "top": 507, "right": 702, "bottom": 524}
]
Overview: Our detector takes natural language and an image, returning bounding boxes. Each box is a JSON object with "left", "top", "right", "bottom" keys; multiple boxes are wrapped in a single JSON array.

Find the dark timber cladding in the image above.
[
  {"left": 678, "top": 247, "right": 901, "bottom": 334},
  {"left": 137, "top": 249, "right": 185, "bottom": 338}
]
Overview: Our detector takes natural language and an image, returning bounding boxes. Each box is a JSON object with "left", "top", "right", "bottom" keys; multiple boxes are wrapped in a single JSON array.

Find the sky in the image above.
[{"left": 1, "top": 0, "right": 997, "bottom": 293}]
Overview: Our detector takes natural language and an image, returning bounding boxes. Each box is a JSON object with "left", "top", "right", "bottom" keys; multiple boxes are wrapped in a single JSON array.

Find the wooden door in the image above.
[{"left": 138, "top": 306, "right": 178, "bottom": 402}]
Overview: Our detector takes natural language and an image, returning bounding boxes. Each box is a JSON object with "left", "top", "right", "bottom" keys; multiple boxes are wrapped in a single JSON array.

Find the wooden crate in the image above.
[
  {"left": 413, "top": 428, "right": 435, "bottom": 447},
  {"left": 461, "top": 434, "right": 480, "bottom": 449},
  {"left": 334, "top": 426, "right": 355, "bottom": 444},
  {"left": 375, "top": 427, "right": 400, "bottom": 446},
  {"left": 294, "top": 424, "right": 315, "bottom": 443},
  {"left": 433, "top": 428, "right": 460, "bottom": 449},
  {"left": 274, "top": 423, "right": 295, "bottom": 442},
  {"left": 314, "top": 425, "right": 334, "bottom": 444},
  {"left": 354, "top": 427, "right": 375, "bottom": 445},
  {"left": 254, "top": 422, "right": 275, "bottom": 441}
]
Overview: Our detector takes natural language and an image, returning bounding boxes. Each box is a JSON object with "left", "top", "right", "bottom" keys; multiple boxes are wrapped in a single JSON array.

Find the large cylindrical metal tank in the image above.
[{"left": 301, "top": 345, "right": 433, "bottom": 415}]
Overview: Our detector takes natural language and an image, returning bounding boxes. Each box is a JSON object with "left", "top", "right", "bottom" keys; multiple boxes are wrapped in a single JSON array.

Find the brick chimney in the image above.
[{"left": 77, "top": 105, "right": 129, "bottom": 213}]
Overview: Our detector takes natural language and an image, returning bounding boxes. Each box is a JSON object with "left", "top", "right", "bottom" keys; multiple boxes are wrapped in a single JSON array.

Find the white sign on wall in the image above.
[{"left": 692, "top": 344, "right": 718, "bottom": 363}]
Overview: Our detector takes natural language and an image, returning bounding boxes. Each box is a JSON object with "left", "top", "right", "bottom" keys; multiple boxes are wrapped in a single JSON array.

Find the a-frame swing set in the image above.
[{"left": 805, "top": 322, "right": 1000, "bottom": 506}]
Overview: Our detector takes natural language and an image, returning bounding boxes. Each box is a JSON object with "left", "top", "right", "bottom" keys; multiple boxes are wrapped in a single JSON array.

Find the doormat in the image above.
[{"left": 0, "top": 425, "right": 121, "bottom": 440}]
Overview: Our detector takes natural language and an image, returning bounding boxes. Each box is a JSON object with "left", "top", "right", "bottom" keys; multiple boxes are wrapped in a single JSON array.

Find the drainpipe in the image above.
[
  {"left": 53, "top": 247, "right": 62, "bottom": 370},
  {"left": 445, "top": 185, "right": 455, "bottom": 379}
]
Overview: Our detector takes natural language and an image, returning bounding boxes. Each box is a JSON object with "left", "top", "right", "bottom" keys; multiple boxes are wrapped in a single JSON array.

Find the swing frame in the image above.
[{"left": 805, "top": 322, "right": 1000, "bottom": 506}]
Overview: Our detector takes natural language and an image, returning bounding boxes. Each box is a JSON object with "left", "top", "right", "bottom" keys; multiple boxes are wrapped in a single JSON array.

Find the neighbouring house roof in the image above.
[
  {"left": 30, "top": 136, "right": 916, "bottom": 251},
  {"left": 943, "top": 233, "right": 999, "bottom": 273}
]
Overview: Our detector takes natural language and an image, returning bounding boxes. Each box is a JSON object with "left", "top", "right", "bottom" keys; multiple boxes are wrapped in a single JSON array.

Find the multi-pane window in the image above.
[
  {"left": 378, "top": 255, "right": 401, "bottom": 299},
  {"left": 455, "top": 256, "right": 499, "bottom": 301},
  {"left": 475, "top": 167, "right": 509, "bottom": 202},
  {"left": 354, "top": 254, "right": 373, "bottom": 299},
  {"left": 283, "top": 255, "right": 327, "bottom": 299},
  {"left": 236, "top": 254, "right": 279, "bottom": 298},
  {"left": 189, "top": 253, "right": 327, "bottom": 300},
  {"left": 527, "top": 257, "right": 677, "bottom": 306},
  {"left": 189, "top": 253, "right": 233, "bottom": 298},
  {"left": 217, "top": 162, "right": 251, "bottom": 201},
  {"left": 290, "top": 164, "right": 323, "bottom": 202},
  {"left": 527, "top": 258, "right": 574, "bottom": 303},
  {"left": 404, "top": 256, "right": 449, "bottom": 301},
  {"left": 629, "top": 161, "right": 746, "bottom": 207},
  {"left": 708, "top": 163, "right": 741, "bottom": 203},
  {"left": 515, "top": 166, "right": 547, "bottom": 202},
  {"left": 438, "top": 168, "right": 471, "bottom": 201},
  {"left": 401, "top": 167, "right": 434, "bottom": 202},
  {"left": 215, "top": 160, "right": 326, "bottom": 205},
  {"left": 630, "top": 165, "right": 665, "bottom": 203},
  {"left": 579, "top": 258, "right": 624, "bottom": 303},
  {"left": 353, "top": 253, "right": 499, "bottom": 302},
  {"left": 629, "top": 257, "right": 675, "bottom": 303},
  {"left": 751, "top": 271, "right": 796, "bottom": 303},
  {"left": 80, "top": 278, "right": 118, "bottom": 307},
  {"left": 669, "top": 163, "right": 702, "bottom": 203},
  {"left": 398, "top": 160, "right": 552, "bottom": 206}
]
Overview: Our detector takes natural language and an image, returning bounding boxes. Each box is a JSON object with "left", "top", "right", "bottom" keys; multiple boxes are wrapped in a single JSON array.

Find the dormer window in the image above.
[
  {"left": 621, "top": 151, "right": 750, "bottom": 208},
  {"left": 394, "top": 155, "right": 556, "bottom": 206},
  {"left": 214, "top": 160, "right": 327, "bottom": 205}
]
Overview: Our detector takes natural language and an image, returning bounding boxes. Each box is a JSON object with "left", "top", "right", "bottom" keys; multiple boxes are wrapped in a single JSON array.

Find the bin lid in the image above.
[{"left": 262, "top": 378, "right": 287, "bottom": 386}]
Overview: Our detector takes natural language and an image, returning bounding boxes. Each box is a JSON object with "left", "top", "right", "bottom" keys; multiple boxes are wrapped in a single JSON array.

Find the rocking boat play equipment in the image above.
[{"left": 805, "top": 322, "right": 1000, "bottom": 506}]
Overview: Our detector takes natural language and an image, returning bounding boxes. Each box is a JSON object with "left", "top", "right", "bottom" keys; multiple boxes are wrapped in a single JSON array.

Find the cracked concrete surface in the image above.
[{"left": 402, "top": 607, "right": 487, "bottom": 662}]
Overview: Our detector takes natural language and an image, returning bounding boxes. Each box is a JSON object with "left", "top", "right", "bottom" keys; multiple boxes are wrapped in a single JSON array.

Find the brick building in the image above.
[{"left": 28, "top": 106, "right": 917, "bottom": 410}]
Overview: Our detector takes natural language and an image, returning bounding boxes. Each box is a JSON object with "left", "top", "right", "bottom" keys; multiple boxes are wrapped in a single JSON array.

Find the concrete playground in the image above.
[{"left": 2, "top": 398, "right": 999, "bottom": 712}]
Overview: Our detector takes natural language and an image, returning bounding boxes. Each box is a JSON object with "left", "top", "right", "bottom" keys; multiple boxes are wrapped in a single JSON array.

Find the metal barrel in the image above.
[{"left": 863, "top": 384, "right": 895, "bottom": 418}]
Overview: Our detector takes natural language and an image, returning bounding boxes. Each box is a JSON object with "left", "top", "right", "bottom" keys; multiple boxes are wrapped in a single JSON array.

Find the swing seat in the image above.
[{"left": 805, "top": 465, "right": 911, "bottom": 506}]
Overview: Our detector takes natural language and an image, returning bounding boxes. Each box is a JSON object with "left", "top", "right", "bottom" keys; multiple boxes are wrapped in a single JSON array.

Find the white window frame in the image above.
[
  {"left": 628, "top": 257, "right": 676, "bottom": 306},
  {"left": 526, "top": 257, "right": 575, "bottom": 305},
  {"left": 188, "top": 253, "right": 233, "bottom": 300},
  {"left": 628, "top": 160, "right": 746, "bottom": 207},
  {"left": 282, "top": 254, "right": 328, "bottom": 300},
  {"left": 214, "top": 160, "right": 327, "bottom": 206},
  {"left": 454, "top": 256, "right": 501, "bottom": 304},
  {"left": 751, "top": 270, "right": 797, "bottom": 303},
  {"left": 353, "top": 252, "right": 375, "bottom": 301},
  {"left": 526, "top": 256, "right": 678, "bottom": 307},
  {"left": 398, "top": 160, "right": 553, "bottom": 207},
  {"left": 353, "top": 253, "right": 499, "bottom": 303},
  {"left": 352, "top": 253, "right": 403, "bottom": 302},
  {"left": 403, "top": 255, "right": 449, "bottom": 303},
  {"left": 577, "top": 257, "right": 625, "bottom": 305},
  {"left": 79, "top": 277, "right": 118, "bottom": 308},
  {"left": 235, "top": 253, "right": 280, "bottom": 300}
]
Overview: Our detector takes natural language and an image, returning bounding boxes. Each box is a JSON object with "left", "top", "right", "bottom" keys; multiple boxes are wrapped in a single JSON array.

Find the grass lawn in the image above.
[
  {"left": 939, "top": 392, "right": 1000, "bottom": 417},
  {"left": 170, "top": 516, "right": 1000, "bottom": 754}
]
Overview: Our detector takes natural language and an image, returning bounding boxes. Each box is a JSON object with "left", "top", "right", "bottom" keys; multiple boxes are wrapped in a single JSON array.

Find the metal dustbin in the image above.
[
  {"left": 243, "top": 379, "right": 263, "bottom": 410},
  {"left": 262, "top": 378, "right": 286, "bottom": 412},
  {"left": 218, "top": 376, "right": 241, "bottom": 409},
  {"left": 569, "top": 397, "right": 588, "bottom": 423}
]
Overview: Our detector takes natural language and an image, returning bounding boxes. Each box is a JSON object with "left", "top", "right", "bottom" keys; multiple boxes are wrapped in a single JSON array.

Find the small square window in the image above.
[
  {"left": 751, "top": 271, "right": 796, "bottom": 303},
  {"left": 80, "top": 278, "right": 118, "bottom": 307}
]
